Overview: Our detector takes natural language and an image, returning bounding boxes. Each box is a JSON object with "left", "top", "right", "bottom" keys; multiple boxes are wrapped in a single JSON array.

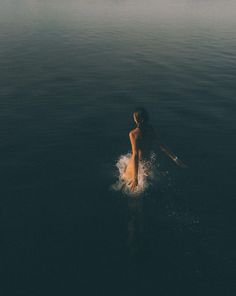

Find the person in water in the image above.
[{"left": 123, "top": 107, "right": 186, "bottom": 191}]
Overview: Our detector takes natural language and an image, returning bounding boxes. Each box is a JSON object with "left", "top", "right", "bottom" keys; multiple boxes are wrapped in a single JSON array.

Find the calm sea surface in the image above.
[{"left": 1, "top": 0, "right": 236, "bottom": 295}]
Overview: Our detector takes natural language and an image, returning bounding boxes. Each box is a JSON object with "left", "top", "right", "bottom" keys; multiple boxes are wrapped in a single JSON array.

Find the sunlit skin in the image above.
[{"left": 123, "top": 112, "right": 187, "bottom": 192}]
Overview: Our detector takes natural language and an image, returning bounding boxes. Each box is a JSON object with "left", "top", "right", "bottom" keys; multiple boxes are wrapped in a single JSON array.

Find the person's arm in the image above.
[
  {"left": 129, "top": 131, "right": 139, "bottom": 190},
  {"left": 154, "top": 129, "right": 187, "bottom": 168}
]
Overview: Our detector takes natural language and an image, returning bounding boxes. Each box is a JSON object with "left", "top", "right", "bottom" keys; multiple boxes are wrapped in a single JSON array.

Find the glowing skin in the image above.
[
  {"left": 124, "top": 112, "right": 187, "bottom": 192},
  {"left": 123, "top": 113, "right": 150, "bottom": 191}
]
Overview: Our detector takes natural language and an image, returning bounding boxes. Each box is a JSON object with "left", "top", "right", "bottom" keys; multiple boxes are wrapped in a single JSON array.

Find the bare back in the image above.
[{"left": 130, "top": 125, "right": 155, "bottom": 161}]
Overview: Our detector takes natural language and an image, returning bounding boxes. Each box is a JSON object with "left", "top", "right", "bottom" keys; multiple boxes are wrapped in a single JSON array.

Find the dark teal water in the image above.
[{"left": 1, "top": 1, "right": 236, "bottom": 295}]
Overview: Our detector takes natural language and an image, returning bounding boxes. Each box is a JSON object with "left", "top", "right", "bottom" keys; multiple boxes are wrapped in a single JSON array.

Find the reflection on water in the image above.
[{"left": 127, "top": 196, "right": 144, "bottom": 256}]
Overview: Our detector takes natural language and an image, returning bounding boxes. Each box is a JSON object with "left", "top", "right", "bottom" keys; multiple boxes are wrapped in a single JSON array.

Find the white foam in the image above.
[{"left": 112, "top": 152, "right": 157, "bottom": 196}]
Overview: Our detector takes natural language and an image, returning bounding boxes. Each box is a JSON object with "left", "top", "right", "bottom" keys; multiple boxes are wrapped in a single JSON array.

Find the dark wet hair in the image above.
[{"left": 133, "top": 107, "right": 149, "bottom": 128}]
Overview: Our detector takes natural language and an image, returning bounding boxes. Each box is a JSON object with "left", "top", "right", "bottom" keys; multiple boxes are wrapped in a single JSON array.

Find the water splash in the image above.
[{"left": 111, "top": 152, "right": 158, "bottom": 196}]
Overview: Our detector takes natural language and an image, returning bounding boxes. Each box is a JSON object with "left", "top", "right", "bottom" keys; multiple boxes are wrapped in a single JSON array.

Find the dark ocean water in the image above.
[{"left": 1, "top": 0, "right": 236, "bottom": 295}]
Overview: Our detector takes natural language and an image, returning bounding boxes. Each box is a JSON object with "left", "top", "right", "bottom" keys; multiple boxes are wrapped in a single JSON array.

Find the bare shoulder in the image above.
[{"left": 129, "top": 128, "right": 140, "bottom": 139}]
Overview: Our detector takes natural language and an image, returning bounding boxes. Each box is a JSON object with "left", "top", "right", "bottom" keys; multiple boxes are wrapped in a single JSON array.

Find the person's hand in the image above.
[
  {"left": 128, "top": 178, "right": 138, "bottom": 191},
  {"left": 174, "top": 157, "right": 188, "bottom": 168}
]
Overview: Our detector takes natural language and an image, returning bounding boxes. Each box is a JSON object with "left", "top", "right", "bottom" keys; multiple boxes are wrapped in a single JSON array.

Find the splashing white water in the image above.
[{"left": 112, "top": 152, "right": 157, "bottom": 196}]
